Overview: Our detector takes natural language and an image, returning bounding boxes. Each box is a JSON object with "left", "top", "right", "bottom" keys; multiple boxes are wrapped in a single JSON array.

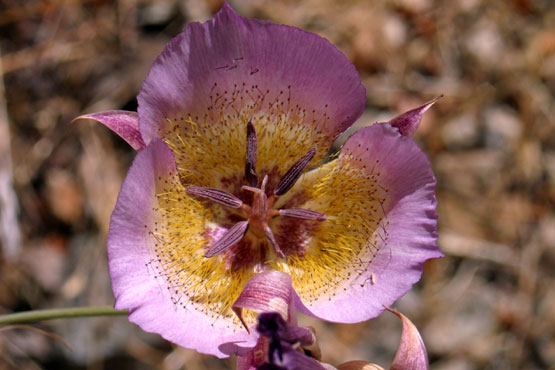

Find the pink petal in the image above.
[
  {"left": 137, "top": 4, "right": 365, "bottom": 147},
  {"left": 232, "top": 270, "right": 294, "bottom": 330},
  {"left": 108, "top": 139, "right": 257, "bottom": 357},
  {"left": 294, "top": 123, "right": 442, "bottom": 323},
  {"left": 387, "top": 308, "right": 429, "bottom": 370},
  {"left": 388, "top": 96, "right": 442, "bottom": 137},
  {"left": 72, "top": 110, "right": 145, "bottom": 150}
]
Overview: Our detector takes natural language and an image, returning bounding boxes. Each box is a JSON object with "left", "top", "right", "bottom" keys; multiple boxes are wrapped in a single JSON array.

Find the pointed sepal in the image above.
[
  {"left": 388, "top": 96, "right": 442, "bottom": 137},
  {"left": 72, "top": 110, "right": 146, "bottom": 150},
  {"left": 387, "top": 307, "right": 429, "bottom": 370}
]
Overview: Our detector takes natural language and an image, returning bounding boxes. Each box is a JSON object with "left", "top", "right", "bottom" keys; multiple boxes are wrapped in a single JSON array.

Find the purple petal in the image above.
[
  {"left": 72, "top": 110, "right": 145, "bottom": 150},
  {"left": 138, "top": 4, "right": 365, "bottom": 148},
  {"left": 388, "top": 96, "right": 442, "bottom": 137},
  {"left": 387, "top": 308, "right": 429, "bottom": 370},
  {"left": 256, "top": 312, "right": 314, "bottom": 348},
  {"left": 233, "top": 271, "right": 294, "bottom": 329},
  {"left": 108, "top": 139, "right": 257, "bottom": 357},
  {"left": 237, "top": 336, "right": 271, "bottom": 370},
  {"left": 293, "top": 123, "right": 442, "bottom": 323},
  {"left": 273, "top": 344, "right": 327, "bottom": 370}
]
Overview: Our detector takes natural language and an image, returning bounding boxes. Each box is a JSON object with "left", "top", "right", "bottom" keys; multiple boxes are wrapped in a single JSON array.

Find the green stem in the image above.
[{"left": 0, "top": 306, "right": 128, "bottom": 325}]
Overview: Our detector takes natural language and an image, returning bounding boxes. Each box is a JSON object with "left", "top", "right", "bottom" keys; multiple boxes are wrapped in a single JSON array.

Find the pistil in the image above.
[
  {"left": 241, "top": 175, "right": 271, "bottom": 231},
  {"left": 185, "top": 121, "right": 326, "bottom": 259}
]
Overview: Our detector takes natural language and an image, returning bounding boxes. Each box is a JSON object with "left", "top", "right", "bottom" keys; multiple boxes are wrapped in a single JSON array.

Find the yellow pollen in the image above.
[
  {"left": 269, "top": 156, "right": 389, "bottom": 304},
  {"left": 146, "top": 83, "right": 386, "bottom": 322}
]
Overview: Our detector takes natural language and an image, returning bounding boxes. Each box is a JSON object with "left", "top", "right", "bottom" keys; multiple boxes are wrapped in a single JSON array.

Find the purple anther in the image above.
[
  {"left": 204, "top": 221, "right": 249, "bottom": 258},
  {"left": 274, "top": 147, "right": 317, "bottom": 196},
  {"left": 245, "top": 120, "right": 258, "bottom": 187},
  {"left": 186, "top": 186, "right": 243, "bottom": 208},
  {"left": 278, "top": 208, "right": 327, "bottom": 221}
]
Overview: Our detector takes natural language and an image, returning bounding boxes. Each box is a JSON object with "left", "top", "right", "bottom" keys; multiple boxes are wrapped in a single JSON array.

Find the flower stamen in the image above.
[
  {"left": 204, "top": 221, "right": 250, "bottom": 257},
  {"left": 274, "top": 147, "right": 317, "bottom": 196},
  {"left": 278, "top": 208, "right": 327, "bottom": 221},
  {"left": 245, "top": 120, "right": 258, "bottom": 187},
  {"left": 186, "top": 185, "right": 243, "bottom": 208},
  {"left": 187, "top": 125, "right": 325, "bottom": 261}
]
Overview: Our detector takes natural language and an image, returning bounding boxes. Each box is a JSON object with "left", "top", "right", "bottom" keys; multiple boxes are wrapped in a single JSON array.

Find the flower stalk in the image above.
[{"left": 0, "top": 306, "right": 128, "bottom": 325}]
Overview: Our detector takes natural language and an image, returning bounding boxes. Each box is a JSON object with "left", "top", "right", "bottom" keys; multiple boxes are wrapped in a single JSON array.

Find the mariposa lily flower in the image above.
[{"left": 74, "top": 4, "right": 442, "bottom": 358}]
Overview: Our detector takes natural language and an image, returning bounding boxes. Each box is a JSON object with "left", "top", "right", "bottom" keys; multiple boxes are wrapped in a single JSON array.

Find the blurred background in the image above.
[{"left": 0, "top": 0, "right": 554, "bottom": 369}]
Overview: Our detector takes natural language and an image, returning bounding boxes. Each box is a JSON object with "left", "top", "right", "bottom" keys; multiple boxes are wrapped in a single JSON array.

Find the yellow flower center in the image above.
[{"left": 146, "top": 85, "right": 387, "bottom": 327}]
